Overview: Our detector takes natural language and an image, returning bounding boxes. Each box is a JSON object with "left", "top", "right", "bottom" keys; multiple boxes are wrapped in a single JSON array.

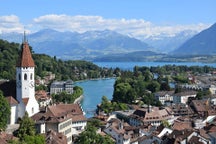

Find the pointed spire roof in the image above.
[{"left": 16, "top": 32, "right": 35, "bottom": 67}]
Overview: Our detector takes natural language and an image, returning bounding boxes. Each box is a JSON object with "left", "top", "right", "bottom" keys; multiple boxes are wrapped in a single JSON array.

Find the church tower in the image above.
[{"left": 16, "top": 32, "right": 39, "bottom": 118}]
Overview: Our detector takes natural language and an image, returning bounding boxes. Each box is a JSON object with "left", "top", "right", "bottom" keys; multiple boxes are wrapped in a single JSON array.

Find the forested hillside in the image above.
[{"left": 0, "top": 39, "right": 117, "bottom": 81}]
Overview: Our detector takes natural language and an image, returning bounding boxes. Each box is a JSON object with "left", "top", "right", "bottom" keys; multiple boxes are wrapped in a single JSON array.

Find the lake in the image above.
[
  {"left": 76, "top": 61, "right": 216, "bottom": 118},
  {"left": 94, "top": 61, "right": 216, "bottom": 70}
]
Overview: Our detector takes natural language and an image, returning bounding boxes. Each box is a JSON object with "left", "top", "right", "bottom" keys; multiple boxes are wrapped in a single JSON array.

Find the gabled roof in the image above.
[
  {"left": 6, "top": 96, "right": 18, "bottom": 105},
  {"left": 32, "top": 103, "right": 87, "bottom": 123},
  {"left": 16, "top": 37, "right": 35, "bottom": 67}
]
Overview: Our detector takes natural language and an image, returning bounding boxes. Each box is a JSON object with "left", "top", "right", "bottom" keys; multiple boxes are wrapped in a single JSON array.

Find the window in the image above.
[
  {"left": 30, "top": 73, "right": 33, "bottom": 80},
  {"left": 24, "top": 74, "right": 27, "bottom": 80}
]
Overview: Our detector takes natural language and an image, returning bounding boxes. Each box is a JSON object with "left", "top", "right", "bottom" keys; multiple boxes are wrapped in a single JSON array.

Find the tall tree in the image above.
[
  {"left": 17, "top": 112, "right": 36, "bottom": 140},
  {"left": 0, "top": 90, "right": 10, "bottom": 130}
]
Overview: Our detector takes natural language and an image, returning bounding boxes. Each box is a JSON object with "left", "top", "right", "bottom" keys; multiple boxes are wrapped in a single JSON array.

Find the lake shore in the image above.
[{"left": 73, "top": 94, "right": 84, "bottom": 104}]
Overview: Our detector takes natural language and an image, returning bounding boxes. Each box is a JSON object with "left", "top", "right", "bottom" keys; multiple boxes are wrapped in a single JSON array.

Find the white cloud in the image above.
[
  {"left": 0, "top": 14, "right": 211, "bottom": 40},
  {"left": 0, "top": 15, "right": 24, "bottom": 33}
]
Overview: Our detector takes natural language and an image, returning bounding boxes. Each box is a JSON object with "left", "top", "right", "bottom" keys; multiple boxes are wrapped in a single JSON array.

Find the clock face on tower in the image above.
[{"left": 29, "top": 81, "right": 34, "bottom": 88}]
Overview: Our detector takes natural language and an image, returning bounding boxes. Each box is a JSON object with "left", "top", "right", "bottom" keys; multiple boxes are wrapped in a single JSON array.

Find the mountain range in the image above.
[
  {"left": 0, "top": 29, "right": 152, "bottom": 60},
  {"left": 0, "top": 23, "right": 215, "bottom": 61},
  {"left": 172, "top": 23, "right": 216, "bottom": 56}
]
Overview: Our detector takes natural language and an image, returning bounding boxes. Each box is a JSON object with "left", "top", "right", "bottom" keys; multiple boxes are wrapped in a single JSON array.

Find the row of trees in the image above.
[
  {"left": 51, "top": 86, "right": 83, "bottom": 103},
  {"left": 97, "top": 96, "right": 128, "bottom": 114},
  {"left": 112, "top": 65, "right": 216, "bottom": 106}
]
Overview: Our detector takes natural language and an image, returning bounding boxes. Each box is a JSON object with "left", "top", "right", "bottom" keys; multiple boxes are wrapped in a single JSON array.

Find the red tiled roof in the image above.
[
  {"left": 46, "top": 130, "right": 67, "bottom": 144},
  {"left": 16, "top": 42, "right": 35, "bottom": 67},
  {"left": 22, "top": 98, "right": 29, "bottom": 106},
  {"left": 6, "top": 96, "right": 18, "bottom": 105},
  {"left": 32, "top": 103, "right": 87, "bottom": 123}
]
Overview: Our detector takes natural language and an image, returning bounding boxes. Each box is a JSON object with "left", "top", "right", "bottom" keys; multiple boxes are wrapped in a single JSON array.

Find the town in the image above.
[{"left": 0, "top": 35, "right": 216, "bottom": 144}]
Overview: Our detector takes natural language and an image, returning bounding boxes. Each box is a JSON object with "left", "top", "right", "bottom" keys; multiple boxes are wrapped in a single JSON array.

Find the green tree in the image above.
[
  {"left": 147, "top": 81, "right": 160, "bottom": 93},
  {"left": 0, "top": 90, "right": 11, "bottom": 130},
  {"left": 113, "top": 82, "right": 131, "bottom": 103},
  {"left": 75, "top": 125, "right": 114, "bottom": 144},
  {"left": 161, "top": 120, "right": 171, "bottom": 128},
  {"left": 17, "top": 112, "right": 36, "bottom": 140}
]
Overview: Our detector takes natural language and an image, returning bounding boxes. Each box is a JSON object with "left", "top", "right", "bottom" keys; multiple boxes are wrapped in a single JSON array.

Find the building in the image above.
[
  {"left": 154, "top": 91, "right": 174, "bottom": 105},
  {"left": 173, "top": 90, "right": 197, "bottom": 104},
  {"left": 50, "top": 80, "right": 74, "bottom": 94},
  {"left": 31, "top": 103, "right": 87, "bottom": 144},
  {"left": 5, "top": 96, "right": 18, "bottom": 125},
  {"left": 103, "top": 118, "right": 157, "bottom": 144},
  {"left": 129, "top": 107, "right": 174, "bottom": 127},
  {"left": 35, "top": 90, "right": 52, "bottom": 107},
  {"left": 7, "top": 33, "right": 39, "bottom": 125}
]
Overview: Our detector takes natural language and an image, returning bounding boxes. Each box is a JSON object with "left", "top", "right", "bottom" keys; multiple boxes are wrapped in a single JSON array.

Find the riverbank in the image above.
[{"left": 73, "top": 94, "right": 84, "bottom": 104}]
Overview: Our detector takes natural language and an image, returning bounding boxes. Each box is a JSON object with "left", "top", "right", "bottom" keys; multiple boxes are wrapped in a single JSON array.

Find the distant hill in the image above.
[
  {"left": 93, "top": 51, "right": 166, "bottom": 62},
  {"left": 171, "top": 23, "right": 216, "bottom": 56},
  {"left": 0, "top": 29, "right": 152, "bottom": 60}
]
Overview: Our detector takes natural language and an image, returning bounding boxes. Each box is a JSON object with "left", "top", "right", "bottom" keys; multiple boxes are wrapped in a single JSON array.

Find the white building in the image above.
[
  {"left": 32, "top": 103, "right": 87, "bottom": 144},
  {"left": 6, "top": 96, "right": 18, "bottom": 125},
  {"left": 15, "top": 33, "right": 39, "bottom": 119},
  {"left": 154, "top": 91, "right": 174, "bottom": 105},
  {"left": 173, "top": 91, "right": 197, "bottom": 104},
  {"left": 50, "top": 80, "right": 74, "bottom": 94},
  {"left": 7, "top": 34, "right": 39, "bottom": 125}
]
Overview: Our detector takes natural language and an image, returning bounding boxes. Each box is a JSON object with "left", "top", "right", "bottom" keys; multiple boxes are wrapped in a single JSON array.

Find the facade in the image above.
[
  {"left": 6, "top": 96, "right": 18, "bottom": 125},
  {"left": 8, "top": 33, "right": 39, "bottom": 125},
  {"left": 31, "top": 103, "right": 87, "bottom": 144},
  {"left": 50, "top": 80, "right": 74, "bottom": 94},
  {"left": 154, "top": 91, "right": 174, "bottom": 105},
  {"left": 173, "top": 91, "right": 197, "bottom": 104}
]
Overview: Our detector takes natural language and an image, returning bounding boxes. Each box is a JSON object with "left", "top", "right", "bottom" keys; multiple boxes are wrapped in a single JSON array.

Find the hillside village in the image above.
[{"left": 1, "top": 36, "right": 216, "bottom": 144}]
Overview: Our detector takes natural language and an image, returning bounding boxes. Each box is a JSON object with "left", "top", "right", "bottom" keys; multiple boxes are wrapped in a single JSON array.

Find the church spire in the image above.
[
  {"left": 23, "top": 31, "right": 27, "bottom": 43},
  {"left": 17, "top": 32, "right": 35, "bottom": 67}
]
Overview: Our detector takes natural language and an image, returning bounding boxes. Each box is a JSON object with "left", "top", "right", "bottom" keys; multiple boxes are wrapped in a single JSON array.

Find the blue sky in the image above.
[{"left": 0, "top": 0, "right": 215, "bottom": 39}]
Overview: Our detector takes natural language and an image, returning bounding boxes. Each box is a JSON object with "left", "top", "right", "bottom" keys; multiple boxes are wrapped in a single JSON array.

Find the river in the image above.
[
  {"left": 76, "top": 61, "right": 216, "bottom": 118},
  {"left": 75, "top": 78, "right": 115, "bottom": 118}
]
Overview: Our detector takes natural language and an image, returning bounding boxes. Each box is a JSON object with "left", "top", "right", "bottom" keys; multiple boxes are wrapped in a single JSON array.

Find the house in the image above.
[
  {"left": 154, "top": 91, "right": 174, "bottom": 105},
  {"left": 172, "top": 116, "right": 193, "bottom": 131},
  {"left": 50, "top": 80, "right": 74, "bottom": 95},
  {"left": 163, "top": 129, "right": 197, "bottom": 144},
  {"left": 190, "top": 99, "right": 216, "bottom": 117},
  {"left": 169, "top": 103, "right": 194, "bottom": 116},
  {"left": 35, "top": 90, "right": 52, "bottom": 107},
  {"left": 31, "top": 103, "right": 87, "bottom": 144},
  {"left": 173, "top": 90, "right": 197, "bottom": 104},
  {"left": 103, "top": 118, "right": 156, "bottom": 144},
  {"left": 129, "top": 107, "right": 174, "bottom": 127}
]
